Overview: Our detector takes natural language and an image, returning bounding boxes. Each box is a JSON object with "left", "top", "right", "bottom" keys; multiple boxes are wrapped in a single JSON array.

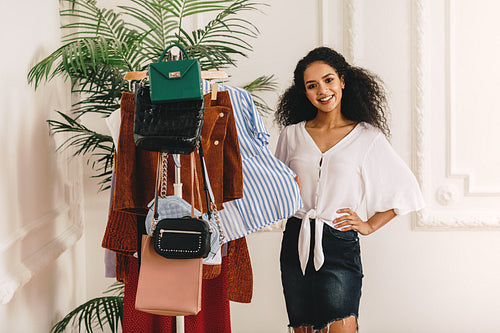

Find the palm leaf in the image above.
[
  {"left": 164, "top": 0, "right": 265, "bottom": 69},
  {"left": 243, "top": 74, "right": 277, "bottom": 115},
  {"left": 50, "top": 283, "right": 124, "bottom": 333},
  {"left": 47, "top": 111, "right": 114, "bottom": 191},
  {"left": 119, "top": 0, "right": 181, "bottom": 60},
  {"left": 28, "top": 0, "right": 139, "bottom": 88},
  {"left": 48, "top": 111, "right": 113, "bottom": 153},
  {"left": 103, "top": 282, "right": 125, "bottom": 297}
]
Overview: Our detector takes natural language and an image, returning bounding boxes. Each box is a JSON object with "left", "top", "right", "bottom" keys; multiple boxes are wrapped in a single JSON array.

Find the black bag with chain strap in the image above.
[{"left": 150, "top": 152, "right": 211, "bottom": 259}]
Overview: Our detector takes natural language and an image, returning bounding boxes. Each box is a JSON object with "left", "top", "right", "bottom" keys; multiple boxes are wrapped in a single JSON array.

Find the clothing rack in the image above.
[
  {"left": 126, "top": 69, "right": 227, "bottom": 333},
  {"left": 172, "top": 154, "right": 183, "bottom": 333}
]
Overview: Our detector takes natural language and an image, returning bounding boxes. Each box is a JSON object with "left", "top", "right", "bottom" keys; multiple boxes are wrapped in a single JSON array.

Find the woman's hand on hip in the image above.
[
  {"left": 332, "top": 208, "right": 374, "bottom": 236},
  {"left": 333, "top": 208, "right": 396, "bottom": 236}
]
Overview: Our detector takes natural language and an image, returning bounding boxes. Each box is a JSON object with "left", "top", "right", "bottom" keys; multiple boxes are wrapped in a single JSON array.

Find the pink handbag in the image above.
[{"left": 135, "top": 234, "right": 203, "bottom": 316}]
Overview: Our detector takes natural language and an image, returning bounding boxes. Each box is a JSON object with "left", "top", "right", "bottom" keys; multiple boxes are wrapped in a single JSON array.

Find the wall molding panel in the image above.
[
  {"left": 343, "top": 0, "right": 361, "bottom": 64},
  {"left": 0, "top": 151, "right": 84, "bottom": 304},
  {"left": 0, "top": 80, "right": 84, "bottom": 304},
  {"left": 318, "top": 0, "right": 328, "bottom": 46},
  {"left": 411, "top": 0, "right": 500, "bottom": 230},
  {"left": 444, "top": 0, "right": 500, "bottom": 197}
]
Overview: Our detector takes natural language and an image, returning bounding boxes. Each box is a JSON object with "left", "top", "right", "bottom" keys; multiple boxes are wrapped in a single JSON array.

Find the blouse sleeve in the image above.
[
  {"left": 275, "top": 127, "right": 289, "bottom": 165},
  {"left": 241, "top": 90, "right": 270, "bottom": 148},
  {"left": 361, "top": 134, "right": 425, "bottom": 218}
]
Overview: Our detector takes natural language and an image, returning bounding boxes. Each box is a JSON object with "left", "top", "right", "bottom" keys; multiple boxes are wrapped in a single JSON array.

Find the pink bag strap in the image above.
[
  {"left": 190, "top": 152, "right": 197, "bottom": 217},
  {"left": 151, "top": 152, "right": 163, "bottom": 231}
]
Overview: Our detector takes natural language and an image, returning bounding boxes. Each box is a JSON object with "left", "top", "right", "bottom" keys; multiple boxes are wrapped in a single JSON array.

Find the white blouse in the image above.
[{"left": 275, "top": 121, "right": 424, "bottom": 274}]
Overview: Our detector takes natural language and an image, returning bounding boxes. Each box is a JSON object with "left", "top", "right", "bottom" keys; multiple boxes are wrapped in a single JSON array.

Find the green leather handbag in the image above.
[{"left": 149, "top": 44, "right": 203, "bottom": 104}]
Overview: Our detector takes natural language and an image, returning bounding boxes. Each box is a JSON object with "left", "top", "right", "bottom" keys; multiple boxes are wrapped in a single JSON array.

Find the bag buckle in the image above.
[{"left": 169, "top": 71, "right": 181, "bottom": 78}]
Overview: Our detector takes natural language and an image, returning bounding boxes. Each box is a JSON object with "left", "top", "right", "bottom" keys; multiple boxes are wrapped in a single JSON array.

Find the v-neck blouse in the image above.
[{"left": 275, "top": 121, "right": 424, "bottom": 273}]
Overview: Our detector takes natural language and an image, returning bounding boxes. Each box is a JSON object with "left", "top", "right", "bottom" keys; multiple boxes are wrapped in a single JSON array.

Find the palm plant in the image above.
[
  {"left": 29, "top": 0, "right": 274, "bottom": 191},
  {"left": 29, "top": 0, "right": 273, "bottom": 331}
]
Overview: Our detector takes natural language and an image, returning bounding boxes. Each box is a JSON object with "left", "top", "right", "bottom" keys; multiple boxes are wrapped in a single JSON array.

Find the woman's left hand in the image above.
[{"left": 332, "top": 208, "right": 374, "bottom": 236}]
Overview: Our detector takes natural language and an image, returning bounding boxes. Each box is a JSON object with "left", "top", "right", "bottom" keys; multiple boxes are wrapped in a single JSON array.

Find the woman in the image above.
[{"left": 275, "top": 47, "right": 424, "bottom": 333}]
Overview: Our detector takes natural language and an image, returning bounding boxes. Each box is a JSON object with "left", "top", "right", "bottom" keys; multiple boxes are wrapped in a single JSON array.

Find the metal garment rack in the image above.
[{"left": 172, "top": 154, "right": 184, "bottom": 333}]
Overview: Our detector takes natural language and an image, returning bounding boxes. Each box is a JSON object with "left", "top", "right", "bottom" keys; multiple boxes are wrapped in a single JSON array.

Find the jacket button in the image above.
[
  {"left": 214, "top": 140, "right": 220, "bottom": 146},
  {"left": 219, "top": 112, "right": 225, "bottom": 118}
]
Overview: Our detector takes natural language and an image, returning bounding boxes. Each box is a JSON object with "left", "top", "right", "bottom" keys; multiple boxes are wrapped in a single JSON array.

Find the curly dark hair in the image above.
[{"left": 276, "top": 47, "right": 390, "bottom": 137}]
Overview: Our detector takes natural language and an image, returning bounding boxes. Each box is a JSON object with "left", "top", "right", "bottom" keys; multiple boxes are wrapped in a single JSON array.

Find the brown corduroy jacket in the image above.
[{"left": 101, "top": 91, "right": 252, "bottom": 303}]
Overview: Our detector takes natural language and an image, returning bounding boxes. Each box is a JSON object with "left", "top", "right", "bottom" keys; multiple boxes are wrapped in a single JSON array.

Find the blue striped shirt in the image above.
[{"left": 203, "top": 80, "right": 303, "bottom": 242}]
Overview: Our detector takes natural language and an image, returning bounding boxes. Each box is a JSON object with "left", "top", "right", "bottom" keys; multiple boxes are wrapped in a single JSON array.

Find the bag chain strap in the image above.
[
  {"left": 151, "top": 152, "right": 163, "bottom": 232},
  {"left": 210, "top": 202, "right": 225, "bottom": 244},
  {"left": 160, "top": 152, "right": 168, "bottom": 198}
]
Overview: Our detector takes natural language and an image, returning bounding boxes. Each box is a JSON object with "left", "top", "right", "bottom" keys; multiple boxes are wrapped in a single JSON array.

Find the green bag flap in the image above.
[
  {"left": 149, "top": 59, "right": 199, "bottom": 80},
  {"left": 148, "top": 57, "right": 202, "bottom": 103}
]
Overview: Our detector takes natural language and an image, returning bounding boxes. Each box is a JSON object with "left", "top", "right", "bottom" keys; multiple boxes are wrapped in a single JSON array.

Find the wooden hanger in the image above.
[
  {"left": 124, "top": 69, "right": 228, "bottom": 81},
  {"left": 124, "top": 71, "right": 148, "bottom": 81},
  {"left": 211, "top": 82, "right": 219, "bottom": 101},
  {"left": 203, "top": 71, "right": 228, "bottom": 101},
  {"left": 125, "top": 70, "right": 228, "bottom": 101}
]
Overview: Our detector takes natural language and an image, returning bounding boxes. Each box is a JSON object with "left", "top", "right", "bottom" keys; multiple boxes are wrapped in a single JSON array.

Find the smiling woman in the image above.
[{"left": 274, "top": 47, "right": 424, "bottom": 333}]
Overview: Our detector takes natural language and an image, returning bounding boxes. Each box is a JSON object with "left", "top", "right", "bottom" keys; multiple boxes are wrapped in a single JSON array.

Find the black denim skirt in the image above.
[{"left": 280, "top": 217, "right": 364, "bottom": 331}]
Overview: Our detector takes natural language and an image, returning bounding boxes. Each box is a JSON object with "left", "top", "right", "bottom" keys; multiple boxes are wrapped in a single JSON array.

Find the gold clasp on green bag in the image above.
[{"left": 168, "top": 71, "right": 181, "bottom": 78}]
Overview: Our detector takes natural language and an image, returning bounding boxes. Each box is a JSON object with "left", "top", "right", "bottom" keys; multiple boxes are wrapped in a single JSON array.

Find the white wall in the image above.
[
  {"left": 0, "top": 0, "right": 87, "bottom": 332},
  {"left": 3, "top": 0, "right": 499, "bottom": 333}
]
